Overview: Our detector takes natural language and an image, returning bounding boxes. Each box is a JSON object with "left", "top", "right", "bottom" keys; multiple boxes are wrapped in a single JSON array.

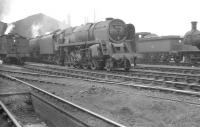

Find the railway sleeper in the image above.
[
  {"left": 141, "top": 74, "right": 149, "bottom": 77},
  {"left": 191, "top": 70, "right": 200, "bottom": 74},
  {"left": 97, "top": 74, "right": 105, "bottom": 78},
  {"left": 16, "top": 77, "right": 65, "bottom": 86},
  {"left": 154, "top": 72, "right": 166, "bottom": 75},
  {"left": 163, "top": 81, "right": 187, "bottom": 90},
  {"left": 154, "top": 75, "right": 164, "bottom": 80},
  {"left": 183, "top": 70, "right": 194, "bottom": 74},
  {"left": 187, "top": 75, "right": 199, "bottom": 79},
  {"left": 189, "top": 85, "right": 200, "bottom": 91},
  {"left": 111, "top": 75, "right": 120, "bottom": 80},
  {"left": 99, "top": 74, "right": 106, "bottom": 78},
  {"left": 145, "top": 74, "right": 155, "bottom": 79},
  {"left": 132, "top": 77, "right": 154, "bottom": 84},
  {"left": 139, "top": 74, "right": 150, "bottom": 78},
  {"left": 174, "top": 77, "right": 186, "bottom": 82},
  {"left": 174, "top": 69, "right": 183, "bottom": 73},
  {"left": 105, "top": 75, "right": 114, "bottom": 79},
  {"left": 152, "top": 80, "right": 163, "bottom": 86},
  {"left": 132, "top": 78, "right": 144, "bottom": 83},
  {"left": 186, "top": 78, "right": 198, "bottom": 83},
  {"left": 173, "top": 82, "right": 189, "bottom": 90},
  {"left": 141, "top": 79, "right": 153, "bottom": 84},
  {"left": 165, "top": 74, "right": 180, "bottom": 77},
  {"left": 163, "top": 76, "right": 175, "bottom": 81},
  {"left": 136, "top": 73, "right": 145, "bottom": 77}
]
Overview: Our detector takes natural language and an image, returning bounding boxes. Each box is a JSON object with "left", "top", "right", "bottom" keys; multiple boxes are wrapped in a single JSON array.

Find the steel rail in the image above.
[
  {"left": 0, "top": 101, "right": 22, "bottom": 127},
  {"left": 23, "top": 65, "right": 200, "bottom": 92},
  {"left": 0, "top": 73, "right": 126, "bottom": 127}
]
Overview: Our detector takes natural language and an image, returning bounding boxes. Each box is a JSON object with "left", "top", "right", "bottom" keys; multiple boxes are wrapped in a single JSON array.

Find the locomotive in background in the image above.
[
  {"left": 0, "top": 21, "right": 29, "bottom": 65},
  {"left": 136, "top": 21, "right": 200, "bottom": 65},
  {"left": 0, "top": 33, "right": 30, "bottom": 64},
  {"left": 29, "top": 18, "right": 137, "bottom": 71}
]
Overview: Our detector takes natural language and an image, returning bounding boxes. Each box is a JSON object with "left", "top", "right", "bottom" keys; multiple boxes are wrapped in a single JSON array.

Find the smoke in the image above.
[
  {"left": 0, "top": 0, "right": 11, "bottom": 20},
  {"left": 32, "top": 23, "right": 42, "bottom": 37},
  {"left": 5, "top": 23, "right": 14, "bottom": 34},
  {"left": 31, "top": 15, "right": 64, "bottom": 37},
  {"left": 10, "top": 13, "right": 67, "bottom": 38},
  {"left": 45, "top": 32, "right": 50, "bottom": 35}
]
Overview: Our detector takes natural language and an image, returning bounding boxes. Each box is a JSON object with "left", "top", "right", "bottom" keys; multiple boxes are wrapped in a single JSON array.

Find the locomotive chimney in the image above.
[
  {"left": 191, "top": 21, "right": 197, "bottom": 30},
  {"left": 106, "top": 17, "right": 114, "bottom": 21}
]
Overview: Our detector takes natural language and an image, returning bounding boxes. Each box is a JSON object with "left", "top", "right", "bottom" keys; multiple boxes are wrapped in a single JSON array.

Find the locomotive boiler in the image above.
[
  {"left": 30, "top": 18, "right": 136, "bottom": 71},
  {"left": 65, "top": 18, "right": 127, "bottom": 43},
  {"left": 0, "top": 33, "right": 30, "bottom": 64}
]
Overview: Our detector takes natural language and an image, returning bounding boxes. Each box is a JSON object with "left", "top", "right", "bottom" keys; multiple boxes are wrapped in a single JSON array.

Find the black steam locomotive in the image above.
[{"left": 29, "top": 18, "right": 137, "bottom": 71}]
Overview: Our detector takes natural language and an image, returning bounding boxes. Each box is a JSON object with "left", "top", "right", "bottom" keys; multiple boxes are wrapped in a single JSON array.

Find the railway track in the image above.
[
  {"left": 0, "top": 100, "right": 22, "bottom": 127},
  {"left": 113, "top": 69, "right": 200, "bottom": 84},
  {"left": 3, "top": 63, "right": 200, "bottom": 85},
  {"left": 29, "top": 64, "right": 200, "bottom": 86},
  {"left": 3, "top": 64, "right": 200, "bottom": 126},
  {"left": 5, "top": 63, "right": 200, "bottom": 97},
  {"left": 0, "top": 73, "right": 126, "bottom": 127},
  {"left": 136, "top": 64, "right": 200, "bottom": 74},
  {"left": 2, "top": 66, "right": 200, "bottom": 103},
  {"left": 0, "top": 69, "right": 127, "bottom": 85}
]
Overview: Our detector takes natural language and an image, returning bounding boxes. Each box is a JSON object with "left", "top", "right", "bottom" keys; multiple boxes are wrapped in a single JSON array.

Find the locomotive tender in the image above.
[
  {"left": 0, "top": 33, "right": 30, "bottom": 64},
  {"left": 136, "top": 35, "right": 183, "bottom": 63},
  {"left": 29, "top": 18, "right": 137, "bottom": 71},
  {"left": 136, "top": 21, "right": 200, "bottom": 64}
]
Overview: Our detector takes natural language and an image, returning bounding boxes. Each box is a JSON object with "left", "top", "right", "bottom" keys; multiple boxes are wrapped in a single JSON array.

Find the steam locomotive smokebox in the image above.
[{"left": 183, "top": 21, "right": 200, "bottom": 49}]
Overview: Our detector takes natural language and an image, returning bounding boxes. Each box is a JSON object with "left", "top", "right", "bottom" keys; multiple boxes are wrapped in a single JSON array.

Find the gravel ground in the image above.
[
  {"left": 2, "top": 64, "right": 200, "bottom": 127},
  {"left": 22, "top": 75, "right": 200, "bottom": 127},
  {"left": 0, "top": 78, "right": 30, "bottom": 93},
  {"left": 0, "top": 78, "right": 48, "bottom": 127},
  {"left": 0, "top": 64, "right": 25, "bottom": 70}
]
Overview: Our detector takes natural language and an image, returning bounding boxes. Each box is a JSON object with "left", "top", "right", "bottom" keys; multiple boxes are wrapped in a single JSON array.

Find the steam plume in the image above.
[
  {"left": 32, "top": 23, "right": 42, "bottom": 37},
  {"left": 5, "top": 23, "right": 14, "bottom": 34}
]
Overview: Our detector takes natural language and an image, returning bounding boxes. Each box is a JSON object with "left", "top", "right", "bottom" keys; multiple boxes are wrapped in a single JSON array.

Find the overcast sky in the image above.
[{"left": 1, "top": 0, "right": 200, "bottom": 36}]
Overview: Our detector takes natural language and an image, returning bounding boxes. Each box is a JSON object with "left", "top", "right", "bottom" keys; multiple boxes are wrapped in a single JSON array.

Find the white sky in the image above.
[{"left": 2, "top": 0, "right": 200, "bottom": 36}]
